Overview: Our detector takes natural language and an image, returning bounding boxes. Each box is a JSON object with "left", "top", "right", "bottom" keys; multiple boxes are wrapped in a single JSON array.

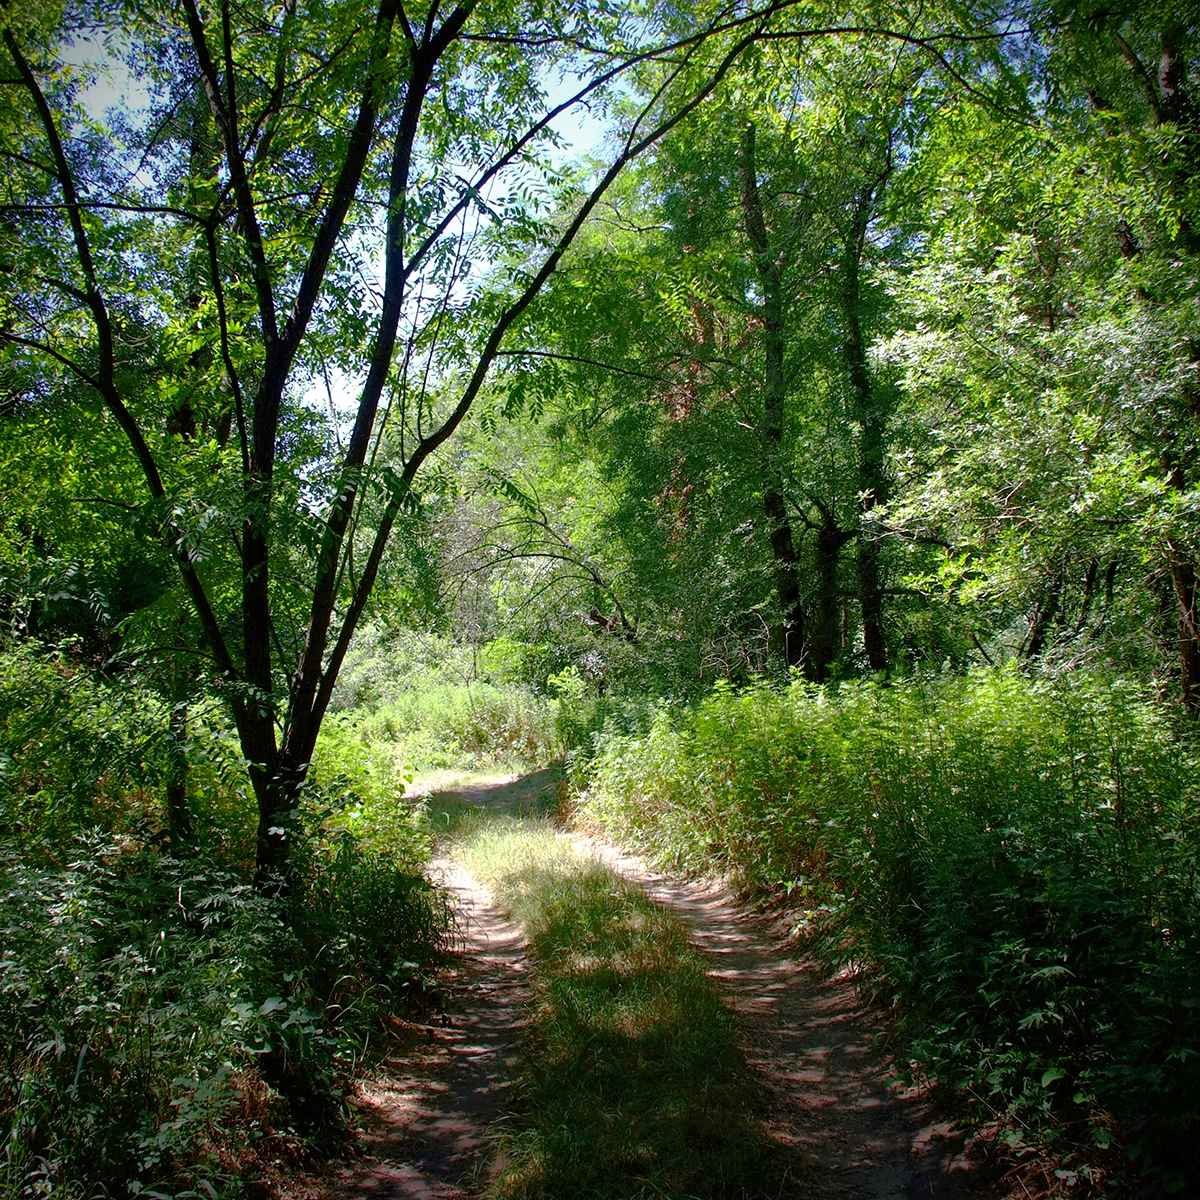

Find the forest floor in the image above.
[{"left": 311, "top": 769, "right": 1004, "bottom": 1200}]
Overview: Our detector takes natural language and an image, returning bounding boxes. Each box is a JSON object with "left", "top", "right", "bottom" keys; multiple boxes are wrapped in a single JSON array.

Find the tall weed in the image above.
[
  {"left": 580, "top": 669, "right": 1200, "bottom": 1195},
  {"left": 0, "top": 646, "right": 453, "bottom": 1198},
  {"left": 346, "top": 682, "right": 556, "bottom": 769},
  {"left": 0, "top": 837, "right": 452, "bottom": 1199},
  {"left": 1, "top": 841, "right": 289, "bottom": 1197}
]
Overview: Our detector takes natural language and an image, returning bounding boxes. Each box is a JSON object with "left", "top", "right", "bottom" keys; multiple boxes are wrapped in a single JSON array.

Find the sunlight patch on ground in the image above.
[{"left": 407, "top": 769, "right": 522, "bottom": 798}]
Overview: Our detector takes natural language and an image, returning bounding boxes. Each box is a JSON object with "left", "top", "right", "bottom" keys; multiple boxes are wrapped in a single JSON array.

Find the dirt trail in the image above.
[
  {"left": 572, "top": 833, "right": 993, "bottom": 1200},
  {"left": 318, "top": 770, "right": 995, "bottom": 1200},
  {"left": 319, "top": 772, "right": 550, "bottom": 1200}
]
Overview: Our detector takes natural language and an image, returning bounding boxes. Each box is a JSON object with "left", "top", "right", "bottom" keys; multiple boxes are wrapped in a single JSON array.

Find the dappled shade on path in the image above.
[
  {"left": 319, "top": 769, "right": 994, "bottom": 1200},
  {"left": 318, "top": 770, "right": 562, "bottom": 1198},
  {"left": 574, "top": 836, "right": 992, "bottom": 1200},
  {"left": 321, "top": 864, "right": 527, "bottom": 1197}
]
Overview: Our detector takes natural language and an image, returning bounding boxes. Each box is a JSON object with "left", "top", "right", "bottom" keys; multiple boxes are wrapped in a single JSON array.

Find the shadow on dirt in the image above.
[{"left": 411, "top": 765, "right": 564, "bottom": 818}]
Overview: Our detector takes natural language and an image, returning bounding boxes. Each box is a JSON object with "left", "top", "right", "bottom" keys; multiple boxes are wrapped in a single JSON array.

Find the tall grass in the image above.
[
  {"left": 326, "top": 628, "right": 630, "bottom": 773},
  {"left": 347, "top": 681, "right": 556, "bottom": 768},
  {"left": 328, "top": 627, "right": 561, "bottom": 769},
  {"left": 453, "top": 817, "right": 794, "bottom": 1199},
  {"left": 579, "top": 669, "right": 1200, "bottom": 1195}
]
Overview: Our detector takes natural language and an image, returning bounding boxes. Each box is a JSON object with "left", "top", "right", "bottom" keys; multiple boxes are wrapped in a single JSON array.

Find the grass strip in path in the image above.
[{"left": 452, "top": 813, "right": 802, "bottom": 1200}]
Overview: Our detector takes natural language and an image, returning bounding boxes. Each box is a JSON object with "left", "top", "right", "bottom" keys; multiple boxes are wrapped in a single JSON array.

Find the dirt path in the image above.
[
  {"left": 316, "top": 770, "right": 560, "bottom": 1200},
  {"left": 571, "top": 833, "right": 995, "bottom": 1200},
  {"left": 318, "top": 769, "right": 996, "bottom": 1200}
]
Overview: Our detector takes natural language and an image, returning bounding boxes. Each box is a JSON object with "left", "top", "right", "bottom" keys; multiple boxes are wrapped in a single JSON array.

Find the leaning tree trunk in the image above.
[{"left": 1023, "top": 583, "right": 1061, "bottom": 661}]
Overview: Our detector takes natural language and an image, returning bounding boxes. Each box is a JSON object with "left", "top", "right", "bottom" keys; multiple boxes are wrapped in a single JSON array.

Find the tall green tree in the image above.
[
  {"left": 4, "top": 0, "right": 993, "bottom": 877},
  {"left": 0, "top": 0, "right": 778, "bottom": 879},
  {"left": 885, "top": 6, "right": 1200, "bottom": 700},
  {"left": 510, "top": 36, "right": 956, "bottom": 681}
]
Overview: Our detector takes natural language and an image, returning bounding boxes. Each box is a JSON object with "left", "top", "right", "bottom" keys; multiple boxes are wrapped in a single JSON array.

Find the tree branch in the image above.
[
  {"left": 494, "top": 348, "right": 662, "bottom": 382},
  {"left": 308, "top": 9, "right": 782, "bottom": 734},
  {"left": 180, "top": 0, "right": 278, "bottom": 351},
  {"left": 3, "top": 25, "right": 241, "bottom": 709}
]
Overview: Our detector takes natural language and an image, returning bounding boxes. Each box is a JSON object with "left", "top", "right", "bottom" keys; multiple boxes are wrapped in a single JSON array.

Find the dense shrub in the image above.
[
  {"left": 0, "top": 647, "right": 452, "bottom": 1198},
  {"left": 2, "top": 842, "right": 287, "bottom": 1197},
  {"left": 339, "top": 682, "right": 556, "bottom": 769},
  {"left": 328, "top": 627, "right": 627, "bottom": 770},
  {"left": 580, "top": 670, "right": 1200, "bottom": 1195},
  {"left": 0, "top": 838, "right": 451, "bottom": 1199},
  {"left": 0, "top": 643, "right": 265, "bottom": 871},
  {"left": 0, "top": 645, "right": 168, "bottom": 846}
]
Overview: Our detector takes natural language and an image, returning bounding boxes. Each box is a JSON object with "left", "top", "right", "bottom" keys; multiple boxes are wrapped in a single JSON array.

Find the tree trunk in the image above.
[
  {"left": 247, "top": 736, "right": 296, "bottom": 890},
  {"left": 1169, "top": 552, "right": 1200, "bottom": 712},
  {"left": 740, "top": 122, "right": 810, "bottom": 674},
  {"left": 842, "top": 199, "right": 890, "bottom": 672},
  {"left": 763, "top": 490, "right": 809, "bottom": 670},
  {"left": 811, "top": 503, "right": 854, "bottom": 682},
  {"left": 1160, "top": 444, "right": 1200, "bottom": 714},
  {"left": 1023, "top": 584, "right": 1061, "bottom": 660}
]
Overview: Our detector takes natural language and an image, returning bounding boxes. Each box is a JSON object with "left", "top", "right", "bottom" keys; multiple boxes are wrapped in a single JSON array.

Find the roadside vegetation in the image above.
[
  {"left": 0, "top": 626, "right": 594, "bottom": 1199},
  {"left": 324, "top": 629, "right": 578, "bottom": 773},
  {"left": 577, "top": 670, "right": 1200, "bottom": 1196},
  {"left": 2, "top": 2, "right": 1198, "bottom": 1198},
  {"left": 0, "top": 645, "right": 466, "bottom": 1200}
]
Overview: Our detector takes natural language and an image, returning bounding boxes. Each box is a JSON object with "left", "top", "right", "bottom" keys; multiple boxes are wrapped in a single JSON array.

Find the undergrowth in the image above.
[
  {"left": 327, "top": 628, "right": 564, "bottom": 770},
  {"left": 579, "top": 668, "right": 1200, "bottom": 1197},
  {"left": 452, "top": 817, "right": 799, "bottom": 1199},
  {"left": 0, "top": 645, "right": 451, "bottom": 1199},
  {"left": 325, "top": 627, "right": 624, "bottom": 774}
]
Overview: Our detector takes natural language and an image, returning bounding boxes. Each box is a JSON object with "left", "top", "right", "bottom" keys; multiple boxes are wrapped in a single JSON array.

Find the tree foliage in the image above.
[
  {"left": 3, "top": 2, "right": 1200, "bottom": 1192},
  {"left": 5, "top": 0, "right": 932, "bottom": 877},
  {"left": 474, "top": 4, "right": 1200, "bottom": 700}
]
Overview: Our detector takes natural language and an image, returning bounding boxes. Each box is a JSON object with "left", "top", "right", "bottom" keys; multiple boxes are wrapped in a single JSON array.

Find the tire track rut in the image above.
[
  {"left": 317, "top": 770, "right": 997, "bottom": 1200},
  {"left": 573, "top": 833, "right": 995, "bottom": 1200},
  {"left": 319, "top": 852, "right": 527, "bottom": 1199}
]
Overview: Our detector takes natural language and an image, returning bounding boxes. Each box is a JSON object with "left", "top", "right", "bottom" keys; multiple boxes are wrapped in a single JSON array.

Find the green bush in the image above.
[
  {"left": 0, "top": 645, "right": 167, "bottom": 847},
  {"left": 0, "top": 834, "right": 452, "bottom": 1199},
  {"left": 1, "top": 841, "right": 282, "bottom": 1197},
  {"left": 580, "top": 669, "right": 1200, "bottom": 1195},
  {"left": 289, "top": 821, "right": 452, "bottom": 1023},
  {"left": 0, "top": 645, "right": 453, "bottom": 1198},
  {"left": 346, "top": 682, "right": 556, "bottom": 769},
  {"left": 0, "top": 642, "right": 263, "bottom": 872}
]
